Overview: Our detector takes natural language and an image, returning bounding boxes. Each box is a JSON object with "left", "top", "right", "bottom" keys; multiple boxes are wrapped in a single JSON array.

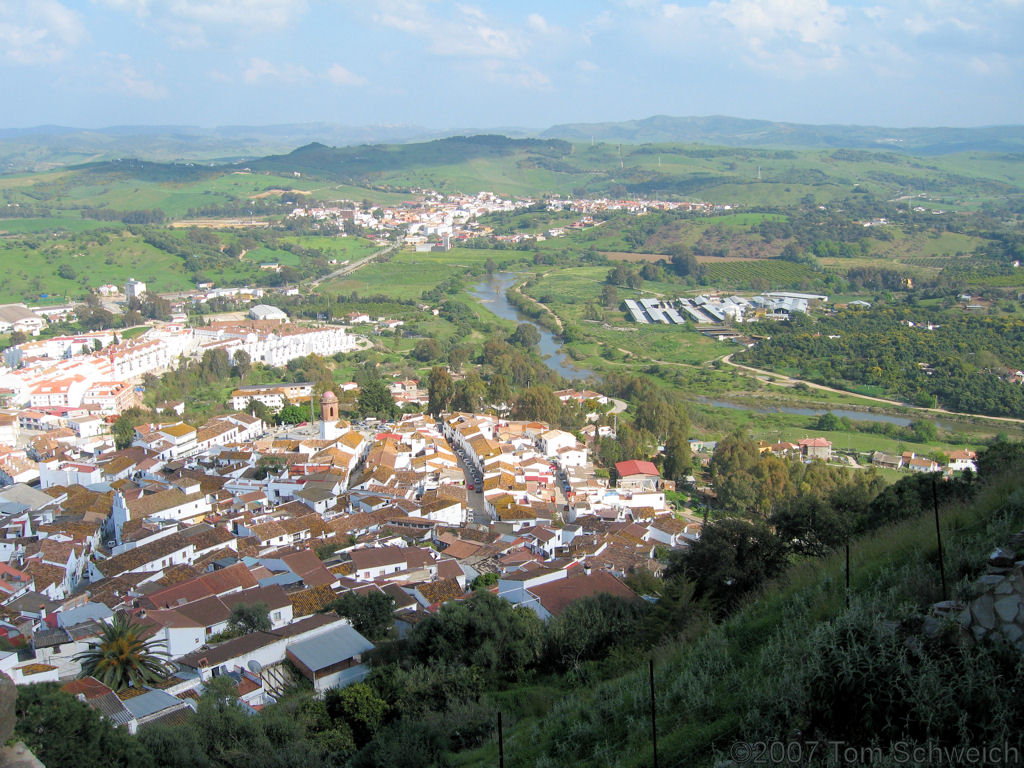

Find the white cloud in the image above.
[
  {"left": 967, "top": 53, "right": 1011, "bottom": 75},
  {"left": 166, "top": 0, "right": 306, "bottom": 28},
  {"left": 106, "top": 53, "right": 168, "bottom": 99},
  {"left": 527, "top": 13, "right": 552, "bottom": 34},
  {"left": 95, "top": 0, "right": 307, "bottom": 46},
  {"left": 372, "top": 1, "right": 526, "bottom": 59},
  {"left": 326, "top": 63, "right": 367, "bottom": 86},
  {"left": 0, "top": 0, "right": 85, "bottom": 64},
  {"left": 480, "top": 60, "right": 550, "bottom": 89},
  {"left": 92, "top": 0, "right": 151, "bottom": 16},
  {"left": 243, "top": 57, "right": 311, "bottom": 84},
  {"left": 575, "top": 58, "right": 598, "bottom": 72},
  {"left": 660, "top": 0, "right": 846, "bottom": 71}
]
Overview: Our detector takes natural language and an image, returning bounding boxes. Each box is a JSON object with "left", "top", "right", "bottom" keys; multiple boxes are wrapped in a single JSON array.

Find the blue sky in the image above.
[{"left": 2, "top": 0, "right": 1022, "bottom": 130}]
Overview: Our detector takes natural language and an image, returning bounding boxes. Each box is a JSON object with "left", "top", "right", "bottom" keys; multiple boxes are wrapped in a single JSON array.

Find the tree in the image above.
[
  {"left": 667, "top": 245, "right": 701, "bottom": 278},
  {"left": 487, "top": 373, "right": 512, "bottom": 409},
  {"left": 357, "top": 377, "right": 398, "bottom": 420},
  {"left": 508, "top": 323, "right": 541, "bottom": 350},
  {"left": 451, "top": 372, "right": 486, "bottom": 413},
  {"left": 600, "top": 284, "right": 619, "bottom": 309},
  {"left": 245, "top": 398, "right": 274, "bottom": 426},
  {"left": 227, "top": 602, "right": 271, "bottom": 634},
  {"left": 544, "top": 593, "right": 647, "bottom": 675},
  {"left": 74, "top": 612, "right": 172, "bottom": 690},
  {"left": 325, "top": 683, "right": 388, "bottom": 748},
  {"left": 709, "top": 431, "right": 762, "bottom": 513},
  {"left": 326, "top": 591, "right": 394, "bottom": 640},
  {"left": 57, "top": 263, "right": 77, "bottom": 280},
  {"left": 670, "top": 518, "right": 787, "bottom": 614},
  {"left": 200, "top": 348, "right": 231, "bottom": 382},
  {"left": 14, "top": 683, "right": 150, "bottom": 768},
  {"left": 446, "top": 344, "right": 470, "bottom": 372},
  {"left": 7, "top": 330, "right": 26, "bottom": 348},
  {"left": 511, "top": 385, "right": 562, "bottom": 424},
  {"left": 231, "top": 349, "right": 251, "bottom": 380},
  {"left": 427, "top": 366, "right": 455, "bottom": 416},
  {"left": 113, "top": 407, "right": 147, "bottom": 450},
  {"left": 770, "top": 494, "right": 849, "bottom": 557},
  {"left": 412, "top": 338, "right": 442, "bottom": 362},
  {"left": 662, "top": 428, "right": 692, "bottom": 484},
  {"left": 407, "top": 591, "right": 544, "bottom": 681},
  {"left": 277, "top": 403, "right": 307, "bottom": 424}
]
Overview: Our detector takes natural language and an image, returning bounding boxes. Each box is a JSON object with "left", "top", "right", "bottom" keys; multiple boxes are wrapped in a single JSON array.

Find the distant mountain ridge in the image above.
[
  {"left": 540, "top": 114, "right": 1024, "bottom": 154},
  {"left": 2, "top": 115, "right": 1023, "bottom": 173}
]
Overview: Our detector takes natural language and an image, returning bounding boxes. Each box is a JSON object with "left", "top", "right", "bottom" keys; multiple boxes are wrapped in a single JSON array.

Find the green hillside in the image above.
[{"left": 462, "top": 445, "right": 1024, "bottom": 767}]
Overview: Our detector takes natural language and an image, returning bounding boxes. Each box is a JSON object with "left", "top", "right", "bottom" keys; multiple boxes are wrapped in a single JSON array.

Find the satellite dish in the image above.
[{"left": 247, "top": 660, "right": 263, "bottom": 675}]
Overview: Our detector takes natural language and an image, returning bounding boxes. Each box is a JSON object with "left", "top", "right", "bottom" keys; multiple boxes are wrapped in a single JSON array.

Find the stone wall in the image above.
[{"left": 931, "top": 539, "right": 1024, "bottom": 650}]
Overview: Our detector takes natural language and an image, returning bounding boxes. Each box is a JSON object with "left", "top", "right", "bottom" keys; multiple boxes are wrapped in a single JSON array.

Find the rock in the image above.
[
  {"left": 0, "top": 743, "right": 46, "bottom": 768},
  {"left": 0, "top": 672, "right": 15, "bottom": 745},
  {"left": 995, "top": 594, "right": 1022, "bottom": 624},
  {"left": 921, "top": 617, "right": 942, "bottom": 638},
  {"left": 995, "top": 580, "right": 1015, "bottom": 595},
  {"left": 979, "top": 573, "right": 1005, "bottom": 586},
  {"left": 972, "top": 594, "right": 997, "bottom": 630},
  {"left": 972, "top": 623, "right": 989, "bottom": 641},
  {"left": 958, "top": 607, "right": 972, "bottom": 626},
  {"left": 932, "top": 600, "right": 961, "bottom": 616},
  {"left": 1010, "top": 568, "right": 1024, "bottom": 591},
  {"left": 1002, "top": 623, "right": 1024, "bottom": 645},
  {"left": 990, "top": 548, "right": 1016, "bottom": 568}
]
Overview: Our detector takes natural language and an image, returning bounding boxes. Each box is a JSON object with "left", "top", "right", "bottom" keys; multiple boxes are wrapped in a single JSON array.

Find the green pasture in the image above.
[
  {"left": 0, "top": 217, "right": 109, "bottom": 234},
  {"left": 281, "top": 236, "right": 379, "bottom": 261},
  {"left": 320, "top": 255, "right": 463, "bottom": 300}
]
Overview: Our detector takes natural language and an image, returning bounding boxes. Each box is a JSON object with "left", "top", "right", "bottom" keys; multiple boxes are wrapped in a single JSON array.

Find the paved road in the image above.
[
  {"left": 311, "top": 242, "right": 399, "bottom": 288},
  {"left": 450, "top": 448, "right": 489, "bottom": 523}
]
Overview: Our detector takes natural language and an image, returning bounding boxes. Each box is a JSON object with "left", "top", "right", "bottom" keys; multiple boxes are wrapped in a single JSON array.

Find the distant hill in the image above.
[
  {"left": 0, "top": 123, "right": 450, "bottom": 174},
  {"left": 244, "top": 135, "right": 575, "bottom": 190},
  {"left": 541, "top": 114, "right": 1024, "bottom": 154},
  {"left": 5, "top": 115, "right": 1024, "bottom": 175}
]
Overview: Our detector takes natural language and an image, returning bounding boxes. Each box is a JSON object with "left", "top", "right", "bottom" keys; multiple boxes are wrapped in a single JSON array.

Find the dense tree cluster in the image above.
[{"left": 740, "top": 308, "right": 1024, "bottom": 416}]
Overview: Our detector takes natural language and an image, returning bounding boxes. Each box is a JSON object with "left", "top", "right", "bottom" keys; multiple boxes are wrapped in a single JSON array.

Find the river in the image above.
[
  {"left": 695, "top": 397, "right": 951, "bottom": 430},
  {"left": 469, "top": 272, "right": 592, "bottom": 381}
]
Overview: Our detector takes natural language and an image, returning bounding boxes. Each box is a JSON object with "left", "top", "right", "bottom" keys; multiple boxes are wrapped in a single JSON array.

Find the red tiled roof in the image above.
[
  {"left": 528, "top": 572, "right": 640, "bottom": 616},
  {"left": 615, "top": 460, "right": 659, "bottom": 478}
]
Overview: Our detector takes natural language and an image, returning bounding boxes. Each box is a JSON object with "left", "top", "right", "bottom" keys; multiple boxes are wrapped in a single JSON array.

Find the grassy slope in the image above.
[{"left": 452, "top": 459, "right": 1024, "bottom": 768}]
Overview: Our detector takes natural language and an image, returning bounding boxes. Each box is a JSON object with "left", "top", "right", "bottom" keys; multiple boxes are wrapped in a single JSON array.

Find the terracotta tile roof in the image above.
[
  {"left": 528, "top": 572, "right": 639, "bottom": 616},
  {"left": 142, "top": 562, "right": 257, "bottom": 609},
  {"left": 23, "top": 561, "right": 65, "bottom": 591},
  {"left": 441, "top": 539, "right": 482, "bottom": 559},
  {"left": 288, "top": 584, "right": 337, "bottom": 617},
  {"left": 156, "top": 564, "right": 202, "bottom": 586},
  {"left": 126, "top": 488, "right": 206, "bottom": 519},
  {"left": 415, "top": 578, "right": 464, "bottom": 606}
]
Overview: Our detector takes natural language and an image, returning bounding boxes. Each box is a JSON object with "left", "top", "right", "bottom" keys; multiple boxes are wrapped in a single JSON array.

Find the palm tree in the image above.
[{"left": 74, "top": 613, "right": 172, "bottom": 690}]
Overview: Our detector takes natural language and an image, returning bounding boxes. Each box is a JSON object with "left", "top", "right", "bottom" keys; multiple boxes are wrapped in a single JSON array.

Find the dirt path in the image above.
[
  {"left": 511, "top": 277, "right": 563, "bottom": 332},
  {"left": 721, "top": 354, "right": 1024, "bottom": 426}
]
